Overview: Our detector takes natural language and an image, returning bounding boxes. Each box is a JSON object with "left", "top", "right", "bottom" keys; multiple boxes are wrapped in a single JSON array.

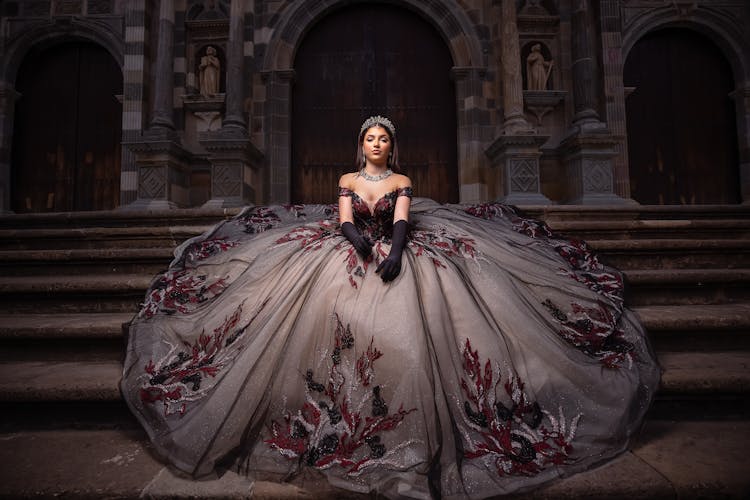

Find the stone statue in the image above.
[
  {"left": 526, "top": 44, "right": 553, "bottom": 91},
  {"left": 199, "top": 46, "right": 220, "bottom": 97}
]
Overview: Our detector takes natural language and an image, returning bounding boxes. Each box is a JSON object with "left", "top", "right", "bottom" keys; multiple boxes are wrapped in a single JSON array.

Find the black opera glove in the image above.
[
  {"left": 341, "top": 221, "right": 372, "bottom": 258},
  {"left": 376, "top": 220, "right": 409, "bottom": 283}
]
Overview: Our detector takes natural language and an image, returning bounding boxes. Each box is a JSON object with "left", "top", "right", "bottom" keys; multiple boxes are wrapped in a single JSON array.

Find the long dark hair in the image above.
[{"left": 355, "top": 124, "right": 400, "bottom": 172}]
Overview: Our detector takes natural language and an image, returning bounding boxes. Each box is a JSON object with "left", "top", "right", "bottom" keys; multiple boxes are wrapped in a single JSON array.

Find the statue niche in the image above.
[{"left": 199, "top": 46, "right": 221, "bottom": 97}]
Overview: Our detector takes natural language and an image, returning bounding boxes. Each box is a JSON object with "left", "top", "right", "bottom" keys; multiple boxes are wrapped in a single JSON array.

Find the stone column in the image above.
[
  {"left": 200, "top": 0, "right": 261, "bottom": 208},
  {"left": 558, "top": 0, "right": 632, "bottom": 204},
  {"left": 489, "top": 1, "right": 549, "bottom": 204},
  {"left": 500, "top": 0, "right": 533, "bottom": 135},
  {"left": 0, "top": 81, "right": 20, "bottom": 213},
  {"left": 263, "top": 69, "right": 295, "bottom": 204},
  {"left": 570, "top": 0, "right": 602, "bottom": 129},
  {"left": 451, "top": 67, "right": 490, "bottom": 203},
  {"left": 223, "top": 0, "right": 246, "bottom": 130},
  {"left": 124, "top": 0, "right": 192, "bottom": 209},
  {"left": 731, "top": 84, "right": 750, "bottom": 204},
  {"left": 150, "top": 0, "right": 176, "bottom": 132}
]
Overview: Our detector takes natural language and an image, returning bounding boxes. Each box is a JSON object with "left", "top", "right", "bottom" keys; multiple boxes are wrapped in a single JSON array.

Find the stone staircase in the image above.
[{"left": 1, "top": 205, "right": 749, "bottom": 499}]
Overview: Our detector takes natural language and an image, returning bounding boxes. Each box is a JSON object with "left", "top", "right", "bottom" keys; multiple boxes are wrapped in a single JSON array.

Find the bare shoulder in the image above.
[
  {"left": 393, "top": 173, "right": 412, "bottom": 188},
  {"left": 338, "top": 172, "right": 359, "bottom": 188}
]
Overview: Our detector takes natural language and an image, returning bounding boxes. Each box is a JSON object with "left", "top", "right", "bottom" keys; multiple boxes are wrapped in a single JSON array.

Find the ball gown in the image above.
[{"left": 121, "top": 188, "right": 660, "bottom": 499}]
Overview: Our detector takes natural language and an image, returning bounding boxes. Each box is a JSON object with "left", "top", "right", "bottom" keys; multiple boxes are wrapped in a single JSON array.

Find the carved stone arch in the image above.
[
  {"left": 261, "top": 0, "right": 489, "bottom": 203},
  {"left": 622, "top": 8, "right": 750, "bottom": 203},
  {"left": 3, "top": 19, "right": 124, "bottom": 85},
  {"left": 622, "top": 9, "right": 749, "bottom": 83},
  {"left": 0, "top": 19, "right": 124, "bottom": 212},
  {"left": 262, "top": 0, "right": 485, "bottom": 72}
]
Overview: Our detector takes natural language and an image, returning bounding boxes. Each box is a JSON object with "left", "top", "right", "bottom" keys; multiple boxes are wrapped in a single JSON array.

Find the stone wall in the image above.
[{"left": 1, "top": 0, "right": 748, "bottom": 211}]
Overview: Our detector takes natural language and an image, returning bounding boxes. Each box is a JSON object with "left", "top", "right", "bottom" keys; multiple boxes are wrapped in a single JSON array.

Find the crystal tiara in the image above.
[{"left": 359, "top": 115, "right": 396, "bottom": 137}]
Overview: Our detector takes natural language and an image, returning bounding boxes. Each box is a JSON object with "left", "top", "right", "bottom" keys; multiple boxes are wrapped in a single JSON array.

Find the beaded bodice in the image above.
[{"left": 339, "top": 187, "right": 413, "bottom": 240}]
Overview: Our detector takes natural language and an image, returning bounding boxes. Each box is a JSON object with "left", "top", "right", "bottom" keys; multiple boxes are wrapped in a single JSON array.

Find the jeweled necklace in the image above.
[{"left": 359, "top": 168, "right": 393, "bottom": 182}]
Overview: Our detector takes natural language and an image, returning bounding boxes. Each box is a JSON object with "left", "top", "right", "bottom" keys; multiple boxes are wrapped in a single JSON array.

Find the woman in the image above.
[{"left": 122, "top": 116, "right": 659, "bottom": 499}]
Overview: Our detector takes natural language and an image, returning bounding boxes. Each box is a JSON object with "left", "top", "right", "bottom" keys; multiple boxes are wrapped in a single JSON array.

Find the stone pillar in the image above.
[
  {"left": 223, "top": 0, "right": 246, "bottom": 130},
  {"left": 0, "top": 81, "right": 20, "bottom": 213},
  {"left": 150, "top": 0, "right": 176, "bottom": 132},
  {"left": 570, "top": 0, "right": 602, "bottom": 130},
  {"left": 486, "top": 135, "right": 552, "bottom": 204},
  {"left": 451, "top": 67, "right": 491, "bottom": 203},
  {"left": 125, "top": 0, "right": 192, "bottom": 209},
  {"left": 490, "top": 1, "right": 549, "bottom": 204},
  {"left": 559, "top": 0, "right": 632, "bottom": 204},
  {"left": 731, "top": 84, "right": 750, "bottom": 204},
  {"left": 199, "top": 0, "right": 261, "bottom": 208},
  {"left": 263, "top": 69, "right": 295, "bottom": 204},
  {"left": 500, "top": 0, "right": 533, "bottom": 135}
]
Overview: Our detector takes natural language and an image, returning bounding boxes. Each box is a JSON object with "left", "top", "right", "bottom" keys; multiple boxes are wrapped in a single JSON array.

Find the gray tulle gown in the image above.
[{"left": 122, "top": 189, "right": 660, "bottom": 499}]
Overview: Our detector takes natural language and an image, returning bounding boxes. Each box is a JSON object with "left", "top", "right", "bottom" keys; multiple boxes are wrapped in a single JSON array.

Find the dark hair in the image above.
[{"left": 355, "top": 124, "right": 400, "bottom": 172}]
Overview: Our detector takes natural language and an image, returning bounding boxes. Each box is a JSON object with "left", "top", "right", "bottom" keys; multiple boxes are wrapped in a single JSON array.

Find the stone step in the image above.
[
  {"left": 623, "top": 268, "right": 750, "bottom": 305},
  {"left": 1, "top": 420, "right": 748, "bottom": 499},
  {"left": 0, "top": 225, "right": 212, "bottom": 251},
  {"left": 2, "top": 219, "right": 750, "bottom": 251},
  {"left": 548, "top": 218, "right": 750, "bottom": 240},
  {"left": 0, "top": 313, "right": 132, "bottom": 362},
  {"left": 0, "top": 351, "right": 747, "bottom": 410},
  {"left": 1, "top": 268, "right": 747, "bottom": 314},
  {"left": 0, "top": 274, "right": 151, "bottom": 314},
  {"left": 2, "top": 304, "right": 748, "bottom": 362},
  {"left": 0, "top": 248, "right": 174, "bottom": 276},
  {"left": 588, "top": 239, "right": 750, "bottom": 269},
  {"left": 634, "top": 303, "right": 750, "bottom": 351},
  {"left": 2, "top": 238, "right": 749, "bottom": 276}
]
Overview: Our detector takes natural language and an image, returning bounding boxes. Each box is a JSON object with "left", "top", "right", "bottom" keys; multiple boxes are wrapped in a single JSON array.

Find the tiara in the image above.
[{"left": 360, "top": 115, "right": 396, "bottom": 137}]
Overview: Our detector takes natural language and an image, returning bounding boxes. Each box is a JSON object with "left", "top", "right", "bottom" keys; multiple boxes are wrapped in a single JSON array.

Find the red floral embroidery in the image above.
[
  {"left": 409, "top": 226, "right": 480, "bottom": 269},
  {"left": 542, "top": 299, "right": 634, "bottom": 368},
  {"left": 460, "top": 339, "right": 580, "bottom": 476},
  {"left": 139, "top": 270, "right": 228, "bottom": 319},
  {"left": 265, "top": 313, "right": 416, "bottom": 474},
  {"left": 235, "top": 206, "right": 282, "bottom": 234},
  {"left": 140, "top": 299, "right": 268, "bottom": 415}
]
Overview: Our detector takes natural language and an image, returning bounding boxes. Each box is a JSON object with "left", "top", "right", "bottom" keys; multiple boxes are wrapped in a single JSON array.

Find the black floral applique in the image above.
[
  {"left": 235, "top": 206, "right": 283, "bottom": 234},
  {"left": 140, "top": 299, "right": 269, "bottom": 415},
  {"left": 464, "top": 203, "right": 624, "bottom": 304},
  {"left": 409, "top": 225, "right": 481, "bottom": 270},
  {"left": 265, "top": 313, "right": 416, "bottom": 474},
  {"left": 541, "top": 299, "right": 635, "bottom": 368},
  {"left": 460, "top": 339, "right": 580, "bottom": 476},
  {"left": 139, "top": 269, "right": 229, "bottom": 319},
  {"left": 177, "top": 237, "right": 240, "bottom": 268}
]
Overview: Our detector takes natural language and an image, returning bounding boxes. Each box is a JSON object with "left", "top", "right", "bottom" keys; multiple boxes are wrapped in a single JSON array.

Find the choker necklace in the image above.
[{"left": 359, "top": 168, "right": 393, "bottom": 182}]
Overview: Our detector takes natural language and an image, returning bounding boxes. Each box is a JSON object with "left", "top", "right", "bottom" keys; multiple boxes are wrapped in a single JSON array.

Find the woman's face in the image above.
[{"left": 361, "top": 125, "right": 392, "bottom": 166}]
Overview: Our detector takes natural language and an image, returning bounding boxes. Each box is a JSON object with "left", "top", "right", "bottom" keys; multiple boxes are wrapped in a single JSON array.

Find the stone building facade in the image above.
[{"left": 1, "top": 0, "right": 748, "bottom": 212}]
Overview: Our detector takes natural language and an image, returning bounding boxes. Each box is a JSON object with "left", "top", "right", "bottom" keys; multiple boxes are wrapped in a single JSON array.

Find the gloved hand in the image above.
[
  {"left": 376, "top": 220, "right": 408, "bottom": 282},
  {"left": 341, "top": 221, "right": 372, "bottom": 258}
]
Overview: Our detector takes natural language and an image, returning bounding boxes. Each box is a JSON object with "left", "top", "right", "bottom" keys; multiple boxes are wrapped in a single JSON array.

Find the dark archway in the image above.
[
  {"left": 624, "top": 28, "right": 740, "bottom": 204},
  {"left": 12, "top": 41, "right": 122, "bottom": 212},
  {"left": 291, "top": 4, "right": 458, "bottom": 204}
]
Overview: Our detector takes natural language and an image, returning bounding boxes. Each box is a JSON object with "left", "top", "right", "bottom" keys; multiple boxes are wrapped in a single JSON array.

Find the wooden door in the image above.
[
  {"left": 624, "top": 28, "right": 740, "bottom": 204},
  {"left": 12, "top": 41, "right": 122, "bottom": 212},
  {"left": 291, "top": 4, "right": 458, "bottom": 204}
]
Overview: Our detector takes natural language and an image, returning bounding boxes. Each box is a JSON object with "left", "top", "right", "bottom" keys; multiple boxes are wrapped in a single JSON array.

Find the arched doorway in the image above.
[
  {"left": 291, "top": 4, "right": 458, "bottom": 204},
  {"left": 12, "top": 41, "right": 122, "bottom": 212},
  {"left": 624, "top": 28, "right": 740, "bottom": 204}
]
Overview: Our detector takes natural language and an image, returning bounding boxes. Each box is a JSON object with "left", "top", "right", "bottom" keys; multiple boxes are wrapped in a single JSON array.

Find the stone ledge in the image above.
[
  {"left": 0, "top": 313, "right": 132, "bottom": 339},
  {"left": 624, "top": 268, "right": 750, "bottom": 284},
  {"left": 2, "top": 353, "right": 749, "bottom": 404},
  {"left": 1, "top": 422, "right": 748, "bottom": 499}
]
